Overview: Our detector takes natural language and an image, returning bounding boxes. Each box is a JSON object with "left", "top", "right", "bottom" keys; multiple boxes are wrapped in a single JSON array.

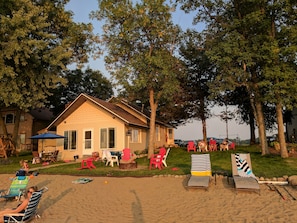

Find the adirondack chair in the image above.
[
  {"left": 149, "top": 148, "right": 166, "bottom": 170},
  {"left": 162, "top": 148, "right": 171, "bottom": 167},
  {"left": 78, "top": 157, "right": 96, "bottom": 170},
  {"left": 187, "top": 141, "right": 196, "bottom": 152}
]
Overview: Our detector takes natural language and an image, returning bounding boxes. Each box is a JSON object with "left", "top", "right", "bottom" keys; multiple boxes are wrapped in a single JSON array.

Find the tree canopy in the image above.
[
  {"left": 177, "top": 0, "right": 297, "bottom": 157},
  {"left": 47, "top": 68, "right": 114, "bottom": 116},
  {"left": 93, "top": 0, "right": 184, "bottom": 157},
  {"left": 0, "top": 0, "right": 98, "bottom": 111},
  {"left": 0, "top": 0, "right": 99, "bottom": 147}
]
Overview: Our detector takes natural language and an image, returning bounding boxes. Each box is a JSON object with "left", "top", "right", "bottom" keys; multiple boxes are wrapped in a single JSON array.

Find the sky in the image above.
[{"left": 65, "top": 0, "right": 258, "bottom": 141}]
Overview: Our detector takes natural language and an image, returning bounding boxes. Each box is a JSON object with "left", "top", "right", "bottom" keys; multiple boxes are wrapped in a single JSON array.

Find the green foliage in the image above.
[
  {"left": 47, "top": 68, "right": 114, "bottom": 115},
  {"left": 93, "top": 0, "right": 183, "bottom": 95},
  {"left": 93, "top": 0, "right": 184, "bottom": 155},
  {"left": 176, "top": 0, "right": 297, "bottom": 155},
  {"left": 0, "top": 0, "right": 97, "bottom": 110},
  {"left": 179, "top": 30, "right": 215, "bottom": 121}
]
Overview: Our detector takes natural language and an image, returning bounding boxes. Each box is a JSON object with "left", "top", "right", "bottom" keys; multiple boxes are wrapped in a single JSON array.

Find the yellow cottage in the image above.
[{"left": 45, "top": 93, "right": 175, "bottom": 161}]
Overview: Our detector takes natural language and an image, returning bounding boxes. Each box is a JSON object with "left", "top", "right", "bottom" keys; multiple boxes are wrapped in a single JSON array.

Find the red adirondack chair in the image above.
[
  {"left": 229, "top": 141, "right": 236, "bottom": 150},
  {"left": 187, "top": 141, "right": 196, "bottom": 152},
  {"left": 209, "top": 138, "right": 217, "bottom": 151},
  {"left": 122, "top": 148, "right": 132, "bottom": 161},
  {"left": 149, "top": 148, "right": 166, "bottom": 170},
  {"left": 78, "top": 157, "right": 96, "bottom": 170}
]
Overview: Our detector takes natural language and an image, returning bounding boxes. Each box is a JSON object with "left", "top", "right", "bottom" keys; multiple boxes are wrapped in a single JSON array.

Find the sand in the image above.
[{"left": 1, "top": 174, "right": 297, "bottom": 223}]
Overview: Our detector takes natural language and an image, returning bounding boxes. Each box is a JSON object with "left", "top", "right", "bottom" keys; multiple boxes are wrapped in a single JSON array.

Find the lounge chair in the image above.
[
  {"left": 3, "top": 187, "right": 47, "bottom": 223},
  {"left": 231, "top": 153, "right": 260, "bottom": 194},
  {"left": 0, "top": 176, "right": 30, "bottom": 201},
  {"left": 186, "top": 154, "right": 212, "bottom": 190}
]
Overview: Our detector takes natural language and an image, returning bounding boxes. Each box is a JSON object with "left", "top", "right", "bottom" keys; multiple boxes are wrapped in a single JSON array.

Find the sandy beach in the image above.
[{"left": 1, "top": 174, "right": 297, "bottom": 223}]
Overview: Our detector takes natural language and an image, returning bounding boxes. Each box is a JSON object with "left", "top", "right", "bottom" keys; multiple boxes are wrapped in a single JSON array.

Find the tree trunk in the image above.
[
  {"left": 276, "top": 102, "right": 288, "bottom": 158},
  {"left": 202, "top": 118, "right": 207, "bottom": 142},
  {"left": 12, "top": 109, "right": 21, "bottom": 149},
  {"left": 255, "top": 100, "right": 269, "bottom": 155},
  {"left": 148, "top": 89, "right": 157, "bottom": 158},
  {"left": 249, "top": 111, "right": 256, "bottom": 145}
]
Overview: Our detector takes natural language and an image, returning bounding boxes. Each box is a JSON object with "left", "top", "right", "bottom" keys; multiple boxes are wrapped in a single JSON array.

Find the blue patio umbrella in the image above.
[
  {"left": 30, "top": 133, "right": 65, "bottom": 139},
  {"left": 30, "top": 132, "right": 65, "bottom": 151}
]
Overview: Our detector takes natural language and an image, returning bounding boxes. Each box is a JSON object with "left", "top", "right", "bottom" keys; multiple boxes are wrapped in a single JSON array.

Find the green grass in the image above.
[{"left": 1, "top": 146, "right": 297, "bottom": 178}]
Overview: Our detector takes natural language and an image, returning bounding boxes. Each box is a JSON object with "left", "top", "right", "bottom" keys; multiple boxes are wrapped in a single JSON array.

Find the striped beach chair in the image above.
[
  {"left": 4, "top": 187, "right": 47, "bottom": 222},
  {"left": 231, "top": 153, "right": 260, "bottom": 194},
  {"left": 187, "top": 154, "right": 212, "bottom": 190}
]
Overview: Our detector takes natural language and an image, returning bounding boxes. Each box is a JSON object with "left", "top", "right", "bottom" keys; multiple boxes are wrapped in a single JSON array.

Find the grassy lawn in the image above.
[{"left": 1, "top": 145, "right": 297, "bottom": 178}]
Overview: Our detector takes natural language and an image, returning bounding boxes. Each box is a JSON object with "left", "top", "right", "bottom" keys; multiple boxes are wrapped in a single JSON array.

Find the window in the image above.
[
  {"left": 100, "top": 128, "right": 115, "bottom": 149},
  {"left": 5, "top": 114, "right": 14, "bottom": 124},
  {"left": 84, "top": 130, "right": 92, "bottom": 149},
  {"left": 168, "top": 128, "right": 173, "bottom": 139},
  {"left": 64, "top": 130, "right": 77, "bottom": 150},
  {"left": 156, "top": 126, "right": 160, "bottom": 141},
  {"left": 130, "top": 129, "right": 140, "bottom": 143}
]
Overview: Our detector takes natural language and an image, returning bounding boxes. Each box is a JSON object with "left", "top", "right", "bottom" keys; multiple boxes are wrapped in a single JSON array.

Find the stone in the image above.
[{"left": 288, "top": 175, "right": 297, "bottom": 186}]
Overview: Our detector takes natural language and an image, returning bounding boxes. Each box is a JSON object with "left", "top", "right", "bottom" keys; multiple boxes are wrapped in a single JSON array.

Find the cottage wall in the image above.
[{"left": 55, "top": 101, "right": 126, "bottom": 160}]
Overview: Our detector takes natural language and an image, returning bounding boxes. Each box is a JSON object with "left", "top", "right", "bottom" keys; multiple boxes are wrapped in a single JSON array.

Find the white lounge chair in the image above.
[{"left": 187, "top": 154, "right": 212, "bottom": 190}]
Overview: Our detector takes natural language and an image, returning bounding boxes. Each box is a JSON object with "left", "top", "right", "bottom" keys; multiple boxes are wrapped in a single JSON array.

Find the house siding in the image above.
[{"left": 55, "top": 101, "right": 124, "bottom": 160}]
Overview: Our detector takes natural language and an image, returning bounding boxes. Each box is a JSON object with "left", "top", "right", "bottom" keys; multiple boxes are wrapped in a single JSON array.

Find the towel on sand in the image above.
[{"left": 72, "top": 178, "right": 93, "bottom": 184}]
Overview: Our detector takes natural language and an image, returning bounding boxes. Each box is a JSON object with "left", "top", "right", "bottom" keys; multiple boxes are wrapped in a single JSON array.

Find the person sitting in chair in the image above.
[
  {"left": 220, "top": 138, "right": 229, "bottom": 151},
  {"left": 0, "top": 186, "right": 38, "bottom": 223}
]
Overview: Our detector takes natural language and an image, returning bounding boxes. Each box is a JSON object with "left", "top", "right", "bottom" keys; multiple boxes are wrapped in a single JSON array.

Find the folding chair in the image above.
[
  {"left": 4, "top": 189, "right": 46, "bottom": 222},
  {"left": 0, "top": 176, "right": 30, "bottom": 201}
]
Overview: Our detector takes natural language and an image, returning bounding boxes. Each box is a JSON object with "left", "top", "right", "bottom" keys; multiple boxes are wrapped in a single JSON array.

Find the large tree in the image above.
[
  {"left": 93, "top": 0, "right": 183, "bottom": 157},
  {"left": 0, "top": 0, "right": 98, "bottom": 146},
  {"left": 177, "top": 0, "right": 297, "bottom": 157},
  {"left": 179, "top": 30, "right": 216, "bottom": 142}
]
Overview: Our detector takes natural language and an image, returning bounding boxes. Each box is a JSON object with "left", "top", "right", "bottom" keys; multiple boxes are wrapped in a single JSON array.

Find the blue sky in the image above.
[{"left": 65, "top": 0, "right": 260, "bottom": 141}]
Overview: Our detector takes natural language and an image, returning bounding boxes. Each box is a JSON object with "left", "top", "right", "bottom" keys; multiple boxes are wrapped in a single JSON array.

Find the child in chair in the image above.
[{"left": 19, "top": 160, "right": 29, "bottom": 174}]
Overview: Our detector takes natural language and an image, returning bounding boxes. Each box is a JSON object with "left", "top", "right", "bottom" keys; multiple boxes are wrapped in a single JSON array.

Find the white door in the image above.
[{"left": 83, "top": 129, "right": 93, "bottom": 154}]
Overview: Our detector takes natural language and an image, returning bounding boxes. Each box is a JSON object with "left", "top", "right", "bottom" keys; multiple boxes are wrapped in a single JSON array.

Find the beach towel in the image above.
[
  {"left": 235, "top": 153, "right": 256, "bottom": 179},
  {"left": 72, "top": 178, "right": 93, "bottom": 184}
]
